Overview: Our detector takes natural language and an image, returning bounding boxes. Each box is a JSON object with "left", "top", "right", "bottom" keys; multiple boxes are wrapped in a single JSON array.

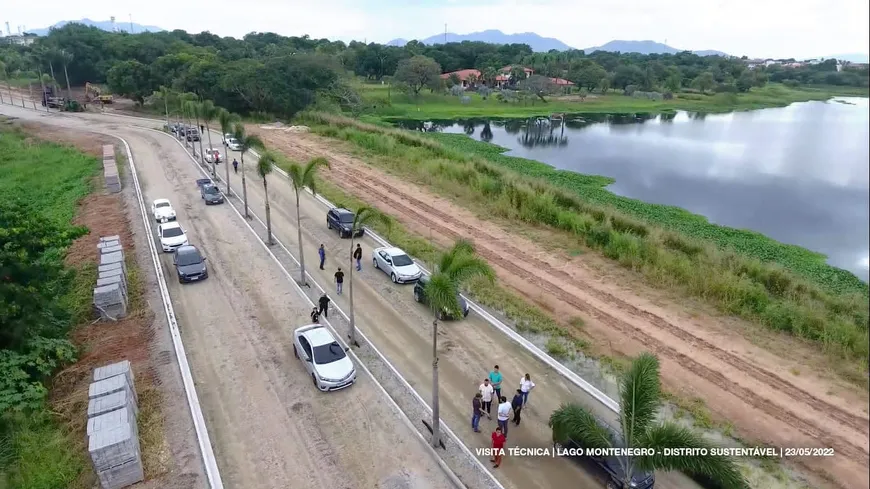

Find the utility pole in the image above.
[{"left": 129, "top": 14, "right": 134, "bottom": 33}]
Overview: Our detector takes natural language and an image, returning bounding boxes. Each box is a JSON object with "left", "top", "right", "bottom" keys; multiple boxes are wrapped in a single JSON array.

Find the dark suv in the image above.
[
  {"left": 326, "top": 208, "right": 364, "bottom": 238},
  {"left": 413, "top": 275, "right": 469, "bottom": 320},
  {"left": 553, "top": 418, "right": 655, "bottom": 489},
  {"left": 201, "top": 183, "right": 224, "bottom": 205},
  {"left": 186, "top": 127, "right": 201, "bottom": 141}
]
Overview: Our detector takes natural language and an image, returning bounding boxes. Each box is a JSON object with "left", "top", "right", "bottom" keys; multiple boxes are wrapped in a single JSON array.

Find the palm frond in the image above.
[
  {"left": 548, "top": 403, "right": 614, "bottom": 449},
  {"left": 442, "top": 253, "right": 494, "bottom": 285},
  {"left": 637, "top": 423, "right": 748, "bottom": 488},
  {"left": 619, "top": 352, "right": 661, "bottom": 446},
  {"left": 287, "top": 163, "right": 305, "bottom": 190},
  {"left": 257, "top": 152, "right": 275, "bottom": 179},
  {"left": 218, "top": 109, "right": 238, "bottom": 133},
  {"left": 353, "top": 206, "right": 392, "bottom": 234},
  {"left": 437, "top": 239, "right": 476, "bottom": 272},
  {"left": 302, "top": 157, "right": 330, "bottom": 193},
  {"left": 424, "top": 272, "right": 462, "bottom": 318}
]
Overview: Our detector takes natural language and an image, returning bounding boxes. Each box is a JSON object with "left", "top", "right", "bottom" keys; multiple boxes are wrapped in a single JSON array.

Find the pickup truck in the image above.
[{"left": 196, "top": 178, "right": 214, "bottom": 190}]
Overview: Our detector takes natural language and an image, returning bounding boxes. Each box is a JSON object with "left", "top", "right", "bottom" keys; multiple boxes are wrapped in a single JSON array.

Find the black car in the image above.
[
  {"left": 413, "top": 275, "right": 469, "bottom": 320},
  {"left": 326, "top": 208, "right": 364, "bottom": 238},
  {"left": 173, "top": 245, "right": 208, "bottom": 283},
  {"left": 186, "top": 128, "right": 201, "bottom": 142},
  {"left": 201, "top": 184, "right": 224, "bottom": 205},
  {"left": 553, "top": 417, "right": 655, "bottom": 489}
]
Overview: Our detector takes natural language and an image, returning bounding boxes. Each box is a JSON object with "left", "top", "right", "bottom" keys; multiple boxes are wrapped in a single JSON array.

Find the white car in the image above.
[
  {"left": 204, "top": 148, "right": 222, "bottom": 163},
  {"left": 151, "top": 198, "right": 176, "bottom": 223},
  {"left": 225, "top": 136, "right": 241, "bottom": 151},
  {"left": 293, "top": 324, "right": 356, "bottom": 391},
  {"left": 157, "top": 221, "right": 189, "bottom": 253},
  {"left": 372, "top": 247, "right": 423, "bottom": 284}
]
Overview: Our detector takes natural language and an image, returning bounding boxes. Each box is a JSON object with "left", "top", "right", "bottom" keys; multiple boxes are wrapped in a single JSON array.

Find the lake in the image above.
[{"left": 397, "top": 98, "right": 870, "bottom": 281}]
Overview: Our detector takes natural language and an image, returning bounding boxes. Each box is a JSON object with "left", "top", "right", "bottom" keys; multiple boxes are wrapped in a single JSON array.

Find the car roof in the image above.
[
  {"left": 154, "top": 198, "right": 171, "bottom": 205},
  {"left": 176, "top": 245, "right": 199, "bottom": 255},
  {"left": 381, "top": 247, "right": 405, "bottom": 256},
  {"left": 161, "top": 221, "right": 182, "bottom": 230},
  {"left": 333, "top": 208, "right": 353, "bottom": 215},
  {"left": 301, "top": 326, "right": 336, "bottom": 347}
]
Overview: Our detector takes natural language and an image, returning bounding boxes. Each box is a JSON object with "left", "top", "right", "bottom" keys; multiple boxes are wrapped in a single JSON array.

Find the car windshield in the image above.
[
  {"left": 205, "top": 186, "right": 220, "bottom": 195},
  {"left": 312, "top": 342, "right": 347, "bottom": 364},
  {"left": 162, "top": 227, "right": 184, "bottom": 238},
  {"left": 391, "top": 254, "right": 413, "bottom": 267},
  {"left": 176, "top": 251, "right": 202, "bottom": 266},
  {"left": 156, "top": 202, "right": 170, "bottom": 208},
  {"left": 339, "top": 213, "right": 355, "bottom": 223}
]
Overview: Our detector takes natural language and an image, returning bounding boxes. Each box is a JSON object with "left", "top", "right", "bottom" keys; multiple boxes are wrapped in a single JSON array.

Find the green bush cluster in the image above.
[{"left": 298, "top": 112, "right": 870, "bottom": 370}]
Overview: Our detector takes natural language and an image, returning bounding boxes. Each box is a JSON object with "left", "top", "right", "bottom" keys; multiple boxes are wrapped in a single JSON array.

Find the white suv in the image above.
[{"left": 157, "top": 221, "right": 189, "bottom": 252}]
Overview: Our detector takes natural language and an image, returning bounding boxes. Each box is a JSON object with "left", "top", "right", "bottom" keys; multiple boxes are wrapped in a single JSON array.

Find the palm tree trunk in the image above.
[
  {"left": 241, "top": 153, "right": 249, "bottom": 218},
  {"left": 62, "top": 62, "right": 72, "bottom": 101},
  {"left": 196, "top": 116, "right": 206, "bottom": 165},
  {"left": 36, "top": 68, "right": 48, "bottom": 112},
  {"left": 224, "top": 143, "right": 231, "bottom": 196},
  {"left": 295, "top": 192, "right": 306, "bottom": 285},
  {"left": 163, "top": 97, "right": 170, "bottom": 131},
  {"left": 348, "top": 240, "right": 357, "bottom": 345},
  {"left": 205, "top": 122, "right": 216, "bottom": 177},
  {"left": 264, "top": 178, "right": 273, "bottom": 245},
  {"left": 431, "top": 317, "right": 441, "bottom": 448},
  {"left": 48, "top": 62, "right": 57, "bottom": 94}
]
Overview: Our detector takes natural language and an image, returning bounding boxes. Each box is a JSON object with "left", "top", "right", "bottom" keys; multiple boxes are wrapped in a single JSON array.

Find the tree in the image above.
[
  {"left": 393, "top": 55, "right": 442, "bottom": 96},
  {"left": 152, "top": 86, "right": 176, "bottom": 131},
  {"left": 286, "top": 157, "right": 330, "bottom": 285},
  {"left": 549, "top": 353, "right": 748, "bottom": 489},
  {"left": 218, "top": 109, "right": 239, "bottom": 195},
  {"left": 664, "top": 73, "right": 682, "bottom": 93},
  {"left": 570, "top": 62, "right": 608, "bottom": 92},
  {"left": 345, "top": 207, "right": 391, "bottom": 346},
  {"left": 231, "top": 123, "right": 264, "bottom": 219},
  {"left": 423, "top": 239, "right": 494, "bottom": 448},
  {"left": 692, "top": 72, "right": 715, "bottom": 93},
  {"left": 520, "top": 75, "right": 556, "bottom": 101},
  {"left": 191, "top": 100, "right": 206, "bottom": 164},
  {"left": 736, "top": 71, "right": 755, "bottom": 93},
  {"left": 597, "top": 76, "right": 611, "bottom": 95},
  {"left": 256, "top": 151, "right": 276, "bottom": 245},
  {"left": 510, "top": 66, "right": 528, "bottom": 85},
  {"left": 107, "top": 60, "right": 151, "bottom": 104},
  {"left": 200, "top": 100, "right": 220, "bottom": 177},
  {"left": 59, "top": 49, "right": 73, "bottom": 101}
]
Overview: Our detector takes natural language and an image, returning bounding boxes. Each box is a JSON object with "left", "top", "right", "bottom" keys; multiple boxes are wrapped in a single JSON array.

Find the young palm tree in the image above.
[
  {"left": 218, "top": 109, "right": 238, "bottom": 195},
  {"left": 346, "top": 206, "right": 391, "bottom": 346},
  {"left": 200, "top": 100, "right": 220, "bottom": 177},
  {"left": 423, "top": 239, "right": 494, "bottom": 448},
  {"left": 231, "top": 123, "right": 264, "bottom": 219},
  {"left": 59, "top": 49, "right": 73, "bottom": 101},
  {"left": 549, "top": 353, "right": 747, "bottom": 489},
  {"left": 191, "top": 100, "right": 207, "bottom": 165},
  {"left": 256, "top": 151, "right": 276, "bottom": 245},
  {"left": 286, "top": 157, "right": 330, "bottom": 285},
  {"left": 153, "top": 86, "right": 174, "bottom": 130}
]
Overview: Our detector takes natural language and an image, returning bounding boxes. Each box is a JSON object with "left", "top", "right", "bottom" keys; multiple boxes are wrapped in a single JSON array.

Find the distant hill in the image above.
[
  {"left": 27, "top": 18, "right": 164, "bottom": 36},
  {"left": 388, "top": 29, "right": 573, "bottom": 52},
  {"left": 583, "top": 40, "right": 728, "bottom": 56}
]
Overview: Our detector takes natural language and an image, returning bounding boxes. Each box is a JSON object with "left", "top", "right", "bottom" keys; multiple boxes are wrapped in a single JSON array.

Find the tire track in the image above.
[{"left": 324, "top": 163, "right": 869, "bottom": 465}]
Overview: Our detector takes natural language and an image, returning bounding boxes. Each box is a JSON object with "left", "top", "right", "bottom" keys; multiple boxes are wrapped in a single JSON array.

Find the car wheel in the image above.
[
  {"left": 414, "top": 289, "right": 421, "bottom": 302},
  {"left": 178, "top": 275, "right": 184, "bottom": 284},
  {"left": 293, "top": 345, "right": 298, "bottom": 358},
  {"left": 327, "top": 221, "right": 332, "bottom": 230},
  {"left": 312, "top": 374, "right": 318, "bottom": 388},
  {"left": 390, "top": 273, "right": 398, "bottom": 284},
  {"left": 373, "top": 258, "right": 379, "bottom": 269},
  {"left": 606, "top": 481, "right": 619, "bottom": 489}
]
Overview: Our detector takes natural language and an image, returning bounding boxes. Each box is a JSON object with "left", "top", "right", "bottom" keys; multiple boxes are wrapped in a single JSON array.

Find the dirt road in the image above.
[
  {"left": 254, "top": 128, "right": 870, "bottom": 489},
  {"left": 0, "top": 105, "right": 458, "bottom": 489}
]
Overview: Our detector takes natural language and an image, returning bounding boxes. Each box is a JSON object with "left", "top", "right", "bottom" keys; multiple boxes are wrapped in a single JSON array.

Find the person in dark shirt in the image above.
[
  {"left": 310, "top": 307, "right": 320, "bottom": 323},
  {"left": 471, "top": 392, "right": 484, "bottom": 433},
  {"left": 511, "top": 389, "right": 524, "bottom": 426},
  {"left": 334, "top": 268, "right": 345, "bottom": 295},
  {"left": 353, "top": 244, "right": 362, "bottom": 271},
  {"left": 318, "top": 293, "right": 330, "bottom": 319},
  {"left": 318, "top": 244, "right": 326, "bottom": 270}
]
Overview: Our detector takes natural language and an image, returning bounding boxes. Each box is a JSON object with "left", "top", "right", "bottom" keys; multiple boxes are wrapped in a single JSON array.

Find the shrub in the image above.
[{"left": 624, "top": 84, "right": 638, "bottom": 96}]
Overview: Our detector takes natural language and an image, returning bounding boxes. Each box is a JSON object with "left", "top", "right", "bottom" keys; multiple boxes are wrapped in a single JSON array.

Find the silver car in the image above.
[{"left": 293, "top": 324, "right": 356, "bottom": 391}]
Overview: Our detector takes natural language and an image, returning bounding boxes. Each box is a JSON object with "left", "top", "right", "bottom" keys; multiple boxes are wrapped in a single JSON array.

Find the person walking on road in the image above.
[
  {"left": 511, "top": 389, "right": 524, "bottom": 426},
  {"left": 489, "top": 365, "right": 503, "bottom": 400},
  {"left": 334, "top": 268, "right": 345, "bottom": 295},
  {"left": 479, "top": 378, "right": 494, "bottom": 419},
  {"left": 520, "top": 373, "right": 535, "bottom": 407},
  {"left": 318, "top": 244, "right": 326, "bottom": 270},
  {"left": 472, "top": 393, "right": 485, "bottom": 433},
  {"left": 318, "top": 292, "right": 330, "bottom": 319},
  {"left": 353, "top": 244, "right": 363, "bottom": 271},
  {"left": 490, "top": 427, "right": 506, "bottom": 468},
  {"left": 497, "top": 396, "right": 511, "bottom": 438},
  {"left": 310, "top": 307, "right": 320, "bottom": 323},
  {"left": 232, "top": 158, "right": 238, "bottom": 174}
]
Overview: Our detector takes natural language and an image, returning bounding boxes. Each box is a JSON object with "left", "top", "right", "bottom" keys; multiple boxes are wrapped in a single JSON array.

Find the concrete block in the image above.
[
  {"left": 99, "top": 268, "right": 125, "bottom": 283},
  {"left": 87, "top": 388, "right": 135, "bottom": 420},
  {"left": 96, "top": 301, "right": 128, "bottom": 320},
  {"left": 100, "top": 244, "right": 124, "bottom": 255},
  {"left": 102, "top": 145, "right": 114, "bottom": 158},
  {"left": 98, "top": 262, "right": 124, "bottom": 275},
  {"left": 97, "top": 240, "right": 120, "bottom": 250},
  {"left": 94, "top": 361, "right": 136, "bottom": 397},
  {"left": 99, "top": 251, "right": 126, "bottom": 273},
  {"left": 94, "top": 283, "right": 125, "bottom": 306},
  {"left": 88, "top": 420, "right": 141, "bottom": 473},
  {"left": 87, "top": 403, "right": 137, "bottom": 436},
  {"left": 95, "top": 276, "right": 128, "bottom": 301},
  {"left": 96, "top": 456, "right": 144, "bottom": 489},
  {"left": 100, "top": 235, "right": 121, "bottom": 243},
  {"left": 89, "top": 374, "right": 137, "bottom": 412}
]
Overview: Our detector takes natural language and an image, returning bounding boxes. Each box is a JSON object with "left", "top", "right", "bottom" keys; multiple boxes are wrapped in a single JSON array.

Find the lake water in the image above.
[{"left": 398, "top": 98, "right": 870, "bottom": 281}]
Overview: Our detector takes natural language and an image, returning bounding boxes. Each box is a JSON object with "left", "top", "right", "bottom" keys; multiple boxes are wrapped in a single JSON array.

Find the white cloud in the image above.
[{"left": 6, "top": 0, "right": 869, "bottom": 58}]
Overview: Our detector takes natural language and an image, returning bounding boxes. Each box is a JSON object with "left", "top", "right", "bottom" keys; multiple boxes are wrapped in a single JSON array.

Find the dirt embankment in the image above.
[{"left": 254, "top": 127, "right": 870, "bottom": 489}]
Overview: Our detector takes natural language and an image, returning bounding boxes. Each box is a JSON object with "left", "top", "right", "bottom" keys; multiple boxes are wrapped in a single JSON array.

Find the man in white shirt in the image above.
[
  {"left": 479, "top": 378, "right": 495, "bottom": 419},
  {"left": 520, "top": 373, "right": 535, "bottom": 407},
  {"left": 497, "top": 396, "right": 512, "bottom": 437}
]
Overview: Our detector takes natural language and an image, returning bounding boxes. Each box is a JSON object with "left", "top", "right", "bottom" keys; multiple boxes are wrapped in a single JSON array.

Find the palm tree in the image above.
[
  {"left": 256, "top": 151, "right": 277, "bottom": 245},
  {"left": 200, "top": 100, "right": 220, "bottom": 177},
  {"left": 59, "top": 49, "right": 73, "bottom": 101},
  {"left": 345, "top": 207, "right": 391, "bottom": 346},
  {"left": 231, "top": 123, "right": 264, "bottom": 219},
  {"left": 191, "top": 100, "right": 206, "bottom": 165},
  {"left": 179, "top": 93, "right": 198, "bottom": 151},
  {"left": 549, "top": 353, "right": 747, "bottom": 489},
  {"left": 218, "top": 109, "right": 238, "bottom": 195},
  {"left": 286, "top": 157, "right": 330, "bottom": 285},
  {"left": 423, "top": 240, "right": 494, "bottom": 448},
  {"left": 153, "top": 86, "right": 174, "bottom": 130}
]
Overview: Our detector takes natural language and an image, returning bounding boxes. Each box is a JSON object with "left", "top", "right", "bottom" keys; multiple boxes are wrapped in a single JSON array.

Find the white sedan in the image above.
[
  {"left": 372, "top": 247, "right": 423, "bottom": 283},
  {"left": 224, "top": 135, "right": 241, "bottom": 151},
  {"left": 204, "top": 148, "right": 222, "bottom": 163},
  {"left": 293, "top": 324, "right": 356, "bottom": 391},
  {"left": 151, "top": 198, "right": 176, "bottom": 223},
  {"left": 157, "top": 221, "right": 189, "bottom": 253}
]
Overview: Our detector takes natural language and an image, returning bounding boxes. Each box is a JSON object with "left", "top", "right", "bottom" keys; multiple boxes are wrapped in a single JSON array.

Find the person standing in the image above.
[
  {"left": 334, "top": 267, "right": 344, "bottom": 295},
  {"left": 496, "top": 396, "right": 511, "bottom": 438},
  {"left": 353, "top": 244, "right": 363, "bottom": 271},
  {"left": 490, "top": 426, "right": 506, "bottom": 468},
  {"left": 511, "top": 389, "right": 524, "bottom": 426},
  {"left": 318, "top": 244, "right": 326, "bottom": 270},
  {"left": 471, "top": 392, "right": 484, "bottom": 433},
  {"left": 232, "top": 158, "right": 238, "bottom": 174},
  {"left": 489, "top": 365, "right": 503, "bottom": 400},
  {"left": 318, "top": 292, "right": 330, "bottom": 319},
  {"left": 479, "top": 378, "right": 494, "bottom": 419},
  {"left": 520, "top": 373, "right": 535, "bottom": 407}
]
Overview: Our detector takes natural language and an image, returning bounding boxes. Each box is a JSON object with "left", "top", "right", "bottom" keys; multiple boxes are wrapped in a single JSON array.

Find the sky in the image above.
[{"left": 5, "top": 0, "right": 869, "bottom": 59}]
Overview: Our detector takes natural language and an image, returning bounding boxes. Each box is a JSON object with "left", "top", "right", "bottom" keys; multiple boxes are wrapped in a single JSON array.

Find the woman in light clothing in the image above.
[{"left": 519, "top": 373, "right": 535, "bottom": 407}]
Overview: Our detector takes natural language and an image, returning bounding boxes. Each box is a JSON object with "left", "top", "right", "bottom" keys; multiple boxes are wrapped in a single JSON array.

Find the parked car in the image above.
[
  {"left": 293, "top": 324, "right": 356, "bottom": 391},
  {"left": 204, "top": 148, "right": 222, "bottom": 164},
  {"left": 151, "top": 198, "right": 176, "bottom": 222},
  {"left": 372, "top": 247, "right": 423, "bottom": 283},
  {"left": 201, "top": 183, "right": 224, "bottom": 205},
  {"left": 196, "top": 178, "right": 213, "bottom": 190},
  {"left": 157, "top": 221, "right": 189, "bottom": 253},
  {"left": 221, "top": 133, "right": 232, "bottom": 145},
  {"left": 326, "top": 208, "right": 364, "bottom": 238},
  {"left": 225, "top": 136, "right": 241, "bottom": 151},
  {"left": 413, "top": 274, "right": 469, "bottom": 320},
  {"left": 173, "top": 245, "right": 208, "bottom": 283},
  {"left": 186, "top": 128, "right": 200, "bottom": 142},
  {"left": 552, "top": 417, "right": 655, "bottom": 489}
]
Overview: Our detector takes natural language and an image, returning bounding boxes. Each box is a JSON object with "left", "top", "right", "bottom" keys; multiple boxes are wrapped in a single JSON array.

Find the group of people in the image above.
[
  {"left": 308, "top": 242, "right": 361, "bottom": 322},
  {"left": 473, "top": 365, "right": 536, "bottom": 468}
]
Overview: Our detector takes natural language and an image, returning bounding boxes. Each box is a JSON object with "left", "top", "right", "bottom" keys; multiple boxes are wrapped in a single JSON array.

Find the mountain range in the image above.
[{"left": 25, "top": 18, "right": 164, "bottom": 36}]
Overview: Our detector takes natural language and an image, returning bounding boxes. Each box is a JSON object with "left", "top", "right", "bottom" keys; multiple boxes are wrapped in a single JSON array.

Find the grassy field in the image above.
[
  {"left": 356, "top": 81, "right": 870, "bottom": 120},
  {"left": 296, "top": 111, "right": 870, "bottom": 381}
]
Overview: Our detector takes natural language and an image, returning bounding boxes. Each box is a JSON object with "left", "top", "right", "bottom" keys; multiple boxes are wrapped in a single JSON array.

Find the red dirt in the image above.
[{"left": 255, "top": 128, "right": 870, "bottom": 489}]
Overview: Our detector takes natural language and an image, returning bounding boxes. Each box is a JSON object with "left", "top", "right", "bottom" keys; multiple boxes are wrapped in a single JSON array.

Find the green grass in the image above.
[
  {"left": 0, "top": 412, "right": 85, "bottom": 489},
  {"left": 294, "top": 112, "right": 870, "bottom": 379},
  {"left": 356, "top": 82, "right": 869, "bottom": 120}
]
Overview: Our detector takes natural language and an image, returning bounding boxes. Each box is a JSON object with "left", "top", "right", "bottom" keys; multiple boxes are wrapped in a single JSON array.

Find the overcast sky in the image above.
[{"left": 6, "top": 0, "right": 869, "bottom": 59}]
